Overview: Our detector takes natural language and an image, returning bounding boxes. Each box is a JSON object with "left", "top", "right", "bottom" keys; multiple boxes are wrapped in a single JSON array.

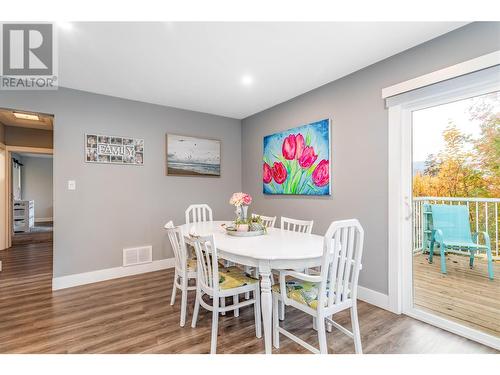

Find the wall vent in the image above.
[{"left": 123, "top": 246, "right": 153, "bottom": 267}]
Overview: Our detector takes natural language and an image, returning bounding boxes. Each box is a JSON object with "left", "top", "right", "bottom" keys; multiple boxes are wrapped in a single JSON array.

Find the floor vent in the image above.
[{"left": 123, "top": 246, "right": 153, "bottom": 267}]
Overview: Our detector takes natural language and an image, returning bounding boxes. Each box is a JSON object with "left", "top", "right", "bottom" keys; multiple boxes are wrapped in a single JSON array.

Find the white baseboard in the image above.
[
  {"left": 52, "top": 257, "right": 175, "bottom": 291},
  {"left": 35, "top": 217, "right": 53, "bottom": 223},
  {"left": 52, "top": 261, "right": 392, "bottom": 314},
  {"left": 357, "top": 286, "right": 390, "bottom": 311}
]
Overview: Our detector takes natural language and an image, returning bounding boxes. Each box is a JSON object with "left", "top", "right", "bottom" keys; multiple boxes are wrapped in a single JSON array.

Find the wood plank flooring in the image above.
[
  {"left": 414, "top": 252, "right": 500, "bottom": 337},
  {"left": 0, "top": 243, "right": 497, "bottom": 354},
  {"left": 12, "top": 222, "right": 53, "bottom": 246}
]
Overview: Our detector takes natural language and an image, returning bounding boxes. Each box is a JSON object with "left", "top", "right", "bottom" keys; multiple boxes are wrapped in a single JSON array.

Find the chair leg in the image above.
[
  {"left": 220, "top": 297, "right": 226, "bottom": 315},
  {"left": 272, "top": 294, "right": 279, "bottom": 349},
  {"left": 210, "top": 299, "right": 219, "bottom": 354},
  {"left": 440, "top": 244, "right": 447, "bottom": 274},
  {"left": 317, "top": 315, "right": 328, "bottom": 354},
  {"left": 170, "top": 272, "right": 177, "bottom": 305},
  {"left": 254, "top": 288, "right": 262, "bottom": 339},
  {"left": 312, "top": 317, "right": 317, "bottom": 331},
  {"left": 233, "top": 294, "right": 239, "bottom": 317},
  {"left": 350, "top": 304, "right": 363, "bottom": 354},
  {"left": 245, "top": 267, "right": 251, "bottom": 299},
  {"left": 486, "top": 246, "right": 494, "bottom": 280},
  {"left": 429, "top": 239, "right": 435, "bottom": 264},
  {"left": 469, "top": 250, "right": 475, "bottom": 269},
  {"left": 180, "top": 280, "right": 188, "bottom": 327},
  {"left": 191, "top": 290, "right": 200, "bottom": 328},
  {"left": 326, "top": 316, "right": 333, "bottom": 332},
  {"left": 279, "top": 301, "right": 285, "bottom": 321}
]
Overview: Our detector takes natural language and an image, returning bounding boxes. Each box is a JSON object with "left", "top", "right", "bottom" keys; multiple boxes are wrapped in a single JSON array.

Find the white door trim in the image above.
[
  {"left": 382, "top": 50, "right": 500, "bottom": 99},
  {"left": 387, "top": 75, "right": 500, "bottom": 348}
]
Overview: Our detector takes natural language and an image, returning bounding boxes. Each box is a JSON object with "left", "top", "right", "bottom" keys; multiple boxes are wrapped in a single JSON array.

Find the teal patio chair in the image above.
[{"left": 427, "top": 204, "right": 494, "bottom": 280}]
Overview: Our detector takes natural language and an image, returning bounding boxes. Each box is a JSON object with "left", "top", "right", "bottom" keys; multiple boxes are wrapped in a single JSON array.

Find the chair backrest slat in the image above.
[
  {"left": 164, "top": 221, "right": 188, "bottom": 273},
  {"left": 252, "top": 214, "right": 277, "bottom": 228},
  {"left": 185, "top": 204, "right": 213, "bottom": 224},
  {"left": 335, "top": 227, "right": 349, "bottom": 304},
  {"left": 191, "top": 234, "right": 219, "bottom": 295},
  {"left": 342, "top": 226, "right": 356, "bottom": 302},
  {"left": 319, "top": 219, "right": 364, "bottom": 309},
  {"left": 281, "top": 216, "right": 314, "bottom": 234}
]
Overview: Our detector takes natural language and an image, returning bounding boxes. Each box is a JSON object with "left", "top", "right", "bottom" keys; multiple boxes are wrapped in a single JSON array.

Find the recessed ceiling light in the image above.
[
  {"left": 13, "top": 112, "right": 40, "bottom": 121},
  {"left": 56, "top": 22, "right": 74, "bottom": 31},
  {"left": 241, "top": 75, "right": 254, "bottom": 86}
]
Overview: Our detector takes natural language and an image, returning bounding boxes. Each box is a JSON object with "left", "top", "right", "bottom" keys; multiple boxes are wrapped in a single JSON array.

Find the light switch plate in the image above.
[{"left": 68, "top": 180, "right": 76, "bottom": 190}]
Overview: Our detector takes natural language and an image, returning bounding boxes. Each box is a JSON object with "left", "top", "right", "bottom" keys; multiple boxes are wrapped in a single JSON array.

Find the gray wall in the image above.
[
  {"left": 21, "top": 156, "right": 53, "bottom": 220},
  {"left": 0, "top": 88, "right": 242, "bottom": 277},
  {"left": 241, "top": 22, "right": 500, "bottom": 294}
]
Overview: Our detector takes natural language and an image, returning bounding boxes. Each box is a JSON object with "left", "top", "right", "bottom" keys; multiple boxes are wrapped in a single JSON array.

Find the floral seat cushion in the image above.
[
  {"left": 219, "top": 266, "right": 258, "bottom": 290},
  {"left": 187, "top": 258, "right": 198, "bottom": 272},
  {"left": 272, "top": 278, "right": 329, "bottom": 309},
  {"left": 187, "top": 258, "right": 227, "bottom": 272}
]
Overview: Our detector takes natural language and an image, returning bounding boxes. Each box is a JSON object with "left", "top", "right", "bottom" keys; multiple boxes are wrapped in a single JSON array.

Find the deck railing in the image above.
[{"left": 413, "top": 196, "right": 500, "bottom": 256}]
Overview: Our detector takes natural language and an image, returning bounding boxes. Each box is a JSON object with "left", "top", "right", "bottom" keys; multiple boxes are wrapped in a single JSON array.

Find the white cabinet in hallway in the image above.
[{"left": 13, "top": 200, "right": 34, "bottom": 233}]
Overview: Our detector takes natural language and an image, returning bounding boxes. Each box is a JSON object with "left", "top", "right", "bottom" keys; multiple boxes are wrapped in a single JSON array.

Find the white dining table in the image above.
[{"left": 179, "top": 220, "right": 325, "bottom": 354}]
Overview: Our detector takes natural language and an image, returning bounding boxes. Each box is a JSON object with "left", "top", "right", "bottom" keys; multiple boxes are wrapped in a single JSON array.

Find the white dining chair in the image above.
[
  {"left": 190, "top": 234, "right": 262, "bottom": 354},
  {"left": 281, "top": 216, "right": 314, "bottom": 233},
  {"left": 252, "top": 213, "right": 277, "bottom": 228},
  {"left": 277, "top": 216, "right": 314, "bottom": 319},
  {"left": 272, "top": 219, "right": 364, "bottom": 354},
  {"left": 164, "top": 221, "right": 197, "bottom": 327},
  {"left": 185, "top": 204, "right": 213, "bottom": 224}
]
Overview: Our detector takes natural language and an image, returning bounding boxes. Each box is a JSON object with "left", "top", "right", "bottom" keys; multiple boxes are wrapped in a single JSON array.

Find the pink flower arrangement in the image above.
[
  {"left": 229, "top": 192, "right": 252, "bottom": 207},
  {"left": 263, "top": 131, "right": 329, "bottom": 194}
]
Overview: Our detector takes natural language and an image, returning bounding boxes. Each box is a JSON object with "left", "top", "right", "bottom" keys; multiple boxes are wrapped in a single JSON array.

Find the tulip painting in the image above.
[{"left": 263, "top": 119, "right": 331, "bottom": 195}]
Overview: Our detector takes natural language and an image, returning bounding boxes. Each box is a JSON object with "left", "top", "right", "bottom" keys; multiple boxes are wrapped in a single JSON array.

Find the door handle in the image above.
[{"left": 404, "top": 197, "right": 412, "bottom": 221}]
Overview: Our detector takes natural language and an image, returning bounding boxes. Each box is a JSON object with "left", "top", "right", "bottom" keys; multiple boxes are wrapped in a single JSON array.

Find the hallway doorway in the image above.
[{"left": 0, "top": 108, "right": 54, "bottom": 279}]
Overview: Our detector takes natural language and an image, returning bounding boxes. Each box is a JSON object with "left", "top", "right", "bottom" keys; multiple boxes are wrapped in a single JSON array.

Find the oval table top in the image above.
[{"left": 179, "top": 220, "right": 325, "bottom": 262}]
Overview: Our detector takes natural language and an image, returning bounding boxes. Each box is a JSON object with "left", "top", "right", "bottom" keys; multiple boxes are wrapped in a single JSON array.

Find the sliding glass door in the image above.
[{"left": 411, "top": 90, "right": 500, "bottom": 338}]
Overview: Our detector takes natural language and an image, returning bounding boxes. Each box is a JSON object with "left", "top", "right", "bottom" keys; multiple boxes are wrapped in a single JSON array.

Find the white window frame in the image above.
[{"left": 387, "top": 62, "right": 500, "bottom": 350}]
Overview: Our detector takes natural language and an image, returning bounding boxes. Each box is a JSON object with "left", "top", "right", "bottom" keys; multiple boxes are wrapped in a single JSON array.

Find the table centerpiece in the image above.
[{"left": 224, "top": 192, "right": 267, "bottom": 236}]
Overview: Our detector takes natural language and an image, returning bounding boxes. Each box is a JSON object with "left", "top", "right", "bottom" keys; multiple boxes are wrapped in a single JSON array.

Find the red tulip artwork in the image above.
[
  {"left": 263, "top": 119, "right": 331, "bottom": 195},
  {"left": 298, "top": 146, "right": 318, "bottom": 168},
  {"left": 295, "top": 133, "right": 305, "bottom": 160},
  {"left": 282, "top": 134, "right": 297, "bottom": 160},
  {"left": 312, "top": 159, "right": 329, "bottom": 187},
  {"left": 263, "top": 162, "right": 272, "bottom": 184},
  {"left": 271, "top": 162, "right": 287, "bottom": 184}
]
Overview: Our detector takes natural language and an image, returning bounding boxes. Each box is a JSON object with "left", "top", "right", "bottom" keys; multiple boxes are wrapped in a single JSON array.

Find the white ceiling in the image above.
[{"left": 58, "top": 22, "right": 468, "bottom": 119}]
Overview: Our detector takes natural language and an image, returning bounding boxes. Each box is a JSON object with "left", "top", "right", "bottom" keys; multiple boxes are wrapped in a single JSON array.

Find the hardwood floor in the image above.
[
  {"left": 12, "top": 222, "right": 53, "bottom": 246},
  {"left": 414, "top": 252, "right": 500, "bottom": 337},
  {"left": 0, "top": 242, "right": 497, "bottom": 354}
]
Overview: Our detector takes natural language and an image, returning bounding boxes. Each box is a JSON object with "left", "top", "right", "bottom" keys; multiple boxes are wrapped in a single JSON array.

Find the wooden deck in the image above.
[{"left": 414, "top": 252, "right": 500, "bottom": 337}]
